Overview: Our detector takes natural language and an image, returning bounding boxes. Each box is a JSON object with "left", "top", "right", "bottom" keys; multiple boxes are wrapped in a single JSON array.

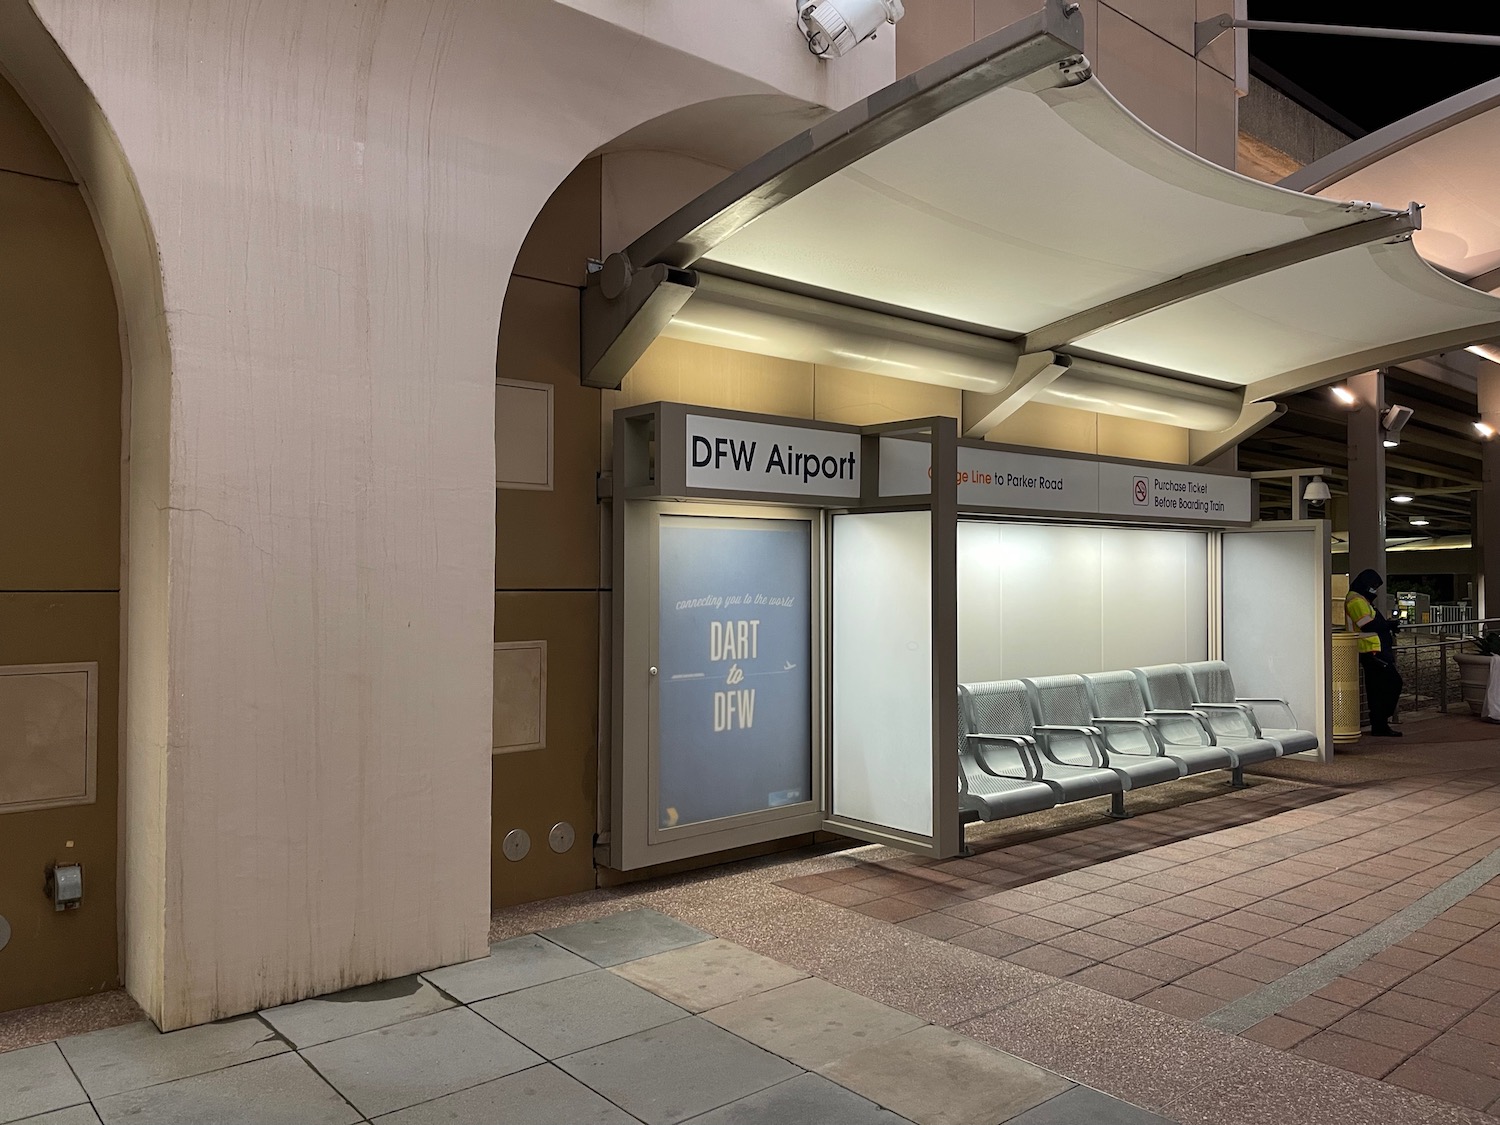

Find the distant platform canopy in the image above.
[
  {"left": 1283, "top": 75, "right": 1500, "bottom": 297},
  {"left": 582, "top": 0, "right": 1500, "bottom": 443}
]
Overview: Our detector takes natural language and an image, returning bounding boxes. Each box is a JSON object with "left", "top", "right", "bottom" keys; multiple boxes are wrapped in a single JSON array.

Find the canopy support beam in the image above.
[
  {"left": 582, "top": 0, "right": 1085, "bottom": 389},
  {"left": 1190, "top": 400, "right": 1283, "bottom": 466},
  {"left": 961, "top": 351, "right": 1069, "bottom": 437},
  {"left": 582, "top": 264, "right": 698, "bottom": 390},
  {"left": 622, "top": 0, "right": 1087, "bottom": 272},
  {"left": 1022, "top": 205, "right": 1422, "bottom": 354}
]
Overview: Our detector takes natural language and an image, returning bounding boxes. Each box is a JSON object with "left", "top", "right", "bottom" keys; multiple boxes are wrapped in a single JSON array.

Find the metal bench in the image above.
[
  {"left": 1023, "top": 675, "right": 1184, "bottom": 811},
  {"left": 956, "top": 685, "right": 1060, "bottom": 829},
  {"left": 1083, "top": 669, "right": 1238, "bottom": 780},
  {"left": 1184, "top": 660, "right": 1320, "bottom": 757},
  {"left": 959, "top": 679, "right": 1127, "bottom": 818},
  {"left": 1134, "top": 663, "right": 1282, "bottom": 787}
]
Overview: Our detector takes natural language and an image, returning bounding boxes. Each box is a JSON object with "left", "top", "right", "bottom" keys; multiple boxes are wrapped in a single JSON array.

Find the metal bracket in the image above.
[
  {"left": 960, "top": 351, "right": 1070, "bottom": 437},
  {"left": 581, "top": 256, "right": 698, "bottom": 389},
  {"left": 1022, "top": 203, "right": 1422, "bottom": 355},
  {"left": 1195, "top": 13, "right": 1232, "bottom": 55}
]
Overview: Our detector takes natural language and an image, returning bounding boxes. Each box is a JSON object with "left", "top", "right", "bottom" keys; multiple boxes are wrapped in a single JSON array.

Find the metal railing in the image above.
[
  {"left": 1387, "top": 618, "right": 1500, "bottom": 715},
  {"left": 1403, "top": 603, "right": 1471, "bottom": 635}
]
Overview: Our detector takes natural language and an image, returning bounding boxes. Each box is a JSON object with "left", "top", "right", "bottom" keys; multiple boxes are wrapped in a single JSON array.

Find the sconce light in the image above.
[
  {"left": 1476, "top": 421, "right": 1496, "bottom": 439},
  {"left": 1331, "top": 385, "right": 1355, "bottom": 406}
]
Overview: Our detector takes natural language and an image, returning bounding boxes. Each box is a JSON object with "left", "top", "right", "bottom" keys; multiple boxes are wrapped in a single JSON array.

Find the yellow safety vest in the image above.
[{"left": 1344, "top": 592, "right": 1381, "bottom": 654}]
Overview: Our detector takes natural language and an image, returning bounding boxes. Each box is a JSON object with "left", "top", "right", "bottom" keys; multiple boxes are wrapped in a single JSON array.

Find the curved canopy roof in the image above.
[
  {"left": 1282, "top": 77, "right": 1500, "bottom": 294},
  {"left": 583, "top": 0, "right": 1500, "bottom": 439}
]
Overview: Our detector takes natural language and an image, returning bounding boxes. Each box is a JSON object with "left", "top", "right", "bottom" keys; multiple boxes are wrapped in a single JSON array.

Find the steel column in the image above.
[{"left": 1346, "top": 370, "right": 1387, "bottom": 610}]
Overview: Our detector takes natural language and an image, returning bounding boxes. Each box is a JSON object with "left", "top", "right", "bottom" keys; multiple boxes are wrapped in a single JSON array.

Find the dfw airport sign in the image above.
[
  {"left": 684, "top": 414, "right": 861, "bottom": 498},
  {"left": 879, "top": 438, "right": 1252, "bottom": 524}
]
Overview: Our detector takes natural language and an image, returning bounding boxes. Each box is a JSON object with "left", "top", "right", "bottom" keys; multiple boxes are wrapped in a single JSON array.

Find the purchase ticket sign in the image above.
[{"left": 879, "top": 437, "right": 1251, "bottom": 524}]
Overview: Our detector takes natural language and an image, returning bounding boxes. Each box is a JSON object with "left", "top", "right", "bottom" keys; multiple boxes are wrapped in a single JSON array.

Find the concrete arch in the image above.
[{"left": 1, "top": 0, "right": 889, "bottom": 1029}]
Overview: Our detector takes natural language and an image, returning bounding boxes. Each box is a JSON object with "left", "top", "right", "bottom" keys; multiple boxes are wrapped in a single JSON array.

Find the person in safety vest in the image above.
[{"left": 1345, "top": 569, "right": 1403, "bottom": 737}]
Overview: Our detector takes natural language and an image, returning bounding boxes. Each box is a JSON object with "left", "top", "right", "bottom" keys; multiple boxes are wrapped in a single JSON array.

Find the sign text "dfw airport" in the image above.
[{"left": 685, "top": 415, "right": 862, "bottom": 498}]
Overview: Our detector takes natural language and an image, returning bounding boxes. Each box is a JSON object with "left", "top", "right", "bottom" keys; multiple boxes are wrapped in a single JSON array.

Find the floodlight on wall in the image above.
[
  {"left": 1476, "top": 421, "right": 1497, "bottom": 439},
  {"left": 1330, "top": 385, "right": 1356, "bottom": 406},
  {"left": 796, "top": 0, "right": 903, "bottom": 58},
  {"left": 1381, "top": 403, "right": 1413, "bottom": 448},
  {"left": 1302, "top": 476, "right": 1331, "bottom": 504}
]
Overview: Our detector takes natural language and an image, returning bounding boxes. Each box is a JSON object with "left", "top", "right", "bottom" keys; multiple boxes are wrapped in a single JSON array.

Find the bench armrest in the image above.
[
  {"left": 968, "top": 733, "right": 1042, "bottom": 780},
  {"left": 1237, "top": 697, "right": 1299, "bottom": 728},
  {"left": 1144, "top": 709, "right": 1216, "bottom": 745},
  {"left": 1033, "top": 724, "right": 1109, "bottom": 767},
  {"left": 1094, "top": 716, "right": 1166, "bottom": 756},
  {"left": 1195, "top": 701, "right": 1263, "bottom": 736}
]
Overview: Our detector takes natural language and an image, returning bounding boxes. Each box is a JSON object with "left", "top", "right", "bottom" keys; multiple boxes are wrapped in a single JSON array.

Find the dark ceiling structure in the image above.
[{"left": 1245, "top": 4, "right": 1500, "bottom": 134}]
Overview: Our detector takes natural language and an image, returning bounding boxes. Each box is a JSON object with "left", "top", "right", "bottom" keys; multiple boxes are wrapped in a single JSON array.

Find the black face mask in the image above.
[{"left": 1351, "top": 569, "right": 1384, "bottom": 597}]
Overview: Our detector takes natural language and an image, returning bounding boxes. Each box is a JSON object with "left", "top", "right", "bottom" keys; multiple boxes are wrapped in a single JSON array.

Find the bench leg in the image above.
[
  {"left": 1230, "top": 766, "right": 1248, "bottom": 789},
  {"left": 1108, "top": 791, "right": 1131, "bottom": 819},
  {"left": 959, "top": 821, "right": 974, "bottom": 858}
]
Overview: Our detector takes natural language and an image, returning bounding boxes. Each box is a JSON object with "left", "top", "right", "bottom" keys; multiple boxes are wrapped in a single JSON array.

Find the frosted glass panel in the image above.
[
  {"left": 832, "top": 511, "right": 932, "bottom": 837},
  {"left": 957, "top": 522, "right": 1208, "bottom": 682},
  {"left": 1223, "top": 527, "right": 1324, "bottom": 745},
  {"left": 1100, "top": 528, "right": 1209, "bottom": 671}
]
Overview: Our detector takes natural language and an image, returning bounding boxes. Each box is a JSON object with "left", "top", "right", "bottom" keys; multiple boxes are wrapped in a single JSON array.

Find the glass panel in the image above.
[
  {"left": 656, "top": 516, "right": 812, "bottom": 830},
  {"left": 832, "top": 510, "right": 933, "bottom": 837},
  {"left": 1223, "top": 527, "right": 1322, "bottom": 737}
]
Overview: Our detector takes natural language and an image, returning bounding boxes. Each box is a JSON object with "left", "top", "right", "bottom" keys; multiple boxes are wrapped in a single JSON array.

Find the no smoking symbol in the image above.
[{"left": 1132, "top": 477, "right": 1149, "bottom": 506}]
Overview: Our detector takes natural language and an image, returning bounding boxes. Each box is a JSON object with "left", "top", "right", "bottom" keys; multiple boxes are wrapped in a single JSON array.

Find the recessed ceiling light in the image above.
[
  {"left": 1391, "top": 494, "right": 1414, "bottom": 503},
  {"left": 1411, "top": 518, "right": 1430, "bottom": 527}
]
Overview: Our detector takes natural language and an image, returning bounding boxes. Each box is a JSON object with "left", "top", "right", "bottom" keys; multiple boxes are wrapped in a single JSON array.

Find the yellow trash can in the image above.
[{"left": 1332, "top": 631, "right": 1362, "bottom": 744}]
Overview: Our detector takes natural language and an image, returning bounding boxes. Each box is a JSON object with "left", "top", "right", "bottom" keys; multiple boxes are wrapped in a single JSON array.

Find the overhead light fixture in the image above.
[
  {"left": 1381, "top": 404, "right": 1413, "bottom": 451},
  {"left": 796, "top": 0, "right": 904, "bottom": 58},
  {"left": 1302, "top": 476, "right": 1331, "bottom": 503},
  {"left": 1391, "top": 494, "right": 1414, "bottom": 503},
  {"left": 1331, "top": 385, "right": 1356, "bottom": 405},
  {"left": 1476, "top": 421, "right": 1496, "bottom": 439},
  {"left": 1410, "top": 518, "right": 1430, "bottom": 527}
]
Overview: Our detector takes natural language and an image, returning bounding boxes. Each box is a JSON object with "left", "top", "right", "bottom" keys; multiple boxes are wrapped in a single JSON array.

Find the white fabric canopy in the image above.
[
  {"left": 1286, "top": 81, "right": 1500, "bottom": 291},
  {"left": 694, "top": 76, "right": 1500, "bottom": 390}
]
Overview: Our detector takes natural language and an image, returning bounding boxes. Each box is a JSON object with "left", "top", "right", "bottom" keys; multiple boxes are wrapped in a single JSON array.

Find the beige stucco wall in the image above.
[{"left": 10, "top": 0, "right": 891, "bottom": 1029}]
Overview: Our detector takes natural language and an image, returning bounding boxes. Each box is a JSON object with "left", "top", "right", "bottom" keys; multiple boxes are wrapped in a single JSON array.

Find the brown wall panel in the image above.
[
  {"left": 495, "top": 276, "right": 601, "bottom": 591},
  {"left": 492, "top": 591, "right": 599, "bottom": 907},
  {"left": 896, "top": 0, "right": 973, "bottom": 77},
  {"left": 512, "top": 157, "right": 601, "bottom": 288},
  {"left": 1093, "top": 6, "right": 1196, "bottom": 151},
  {"left": 0, "top": 593, "right": 119, "bottom": 1011},
  {"left": 0, "top": 172, "right": 122, "bottom": 592},
  {"left": 976, "top": 0, "right": 1097, "bottom": 56},
  {"left": 1195, "top": 61, "right": 1238, "bottom": 171},
  {"left": 0, "top": 75, "right": 70, "bottom": 182}
]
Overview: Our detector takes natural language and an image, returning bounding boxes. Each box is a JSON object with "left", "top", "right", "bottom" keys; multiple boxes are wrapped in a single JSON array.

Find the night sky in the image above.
[{"left": 1245, "top": 4, "right": 1500, "bottom": 134}]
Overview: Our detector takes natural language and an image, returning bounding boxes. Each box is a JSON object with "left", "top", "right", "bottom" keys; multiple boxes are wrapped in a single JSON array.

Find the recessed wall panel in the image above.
[{"left": 0, "top": 663, "right": 96, "bottom": 812}]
